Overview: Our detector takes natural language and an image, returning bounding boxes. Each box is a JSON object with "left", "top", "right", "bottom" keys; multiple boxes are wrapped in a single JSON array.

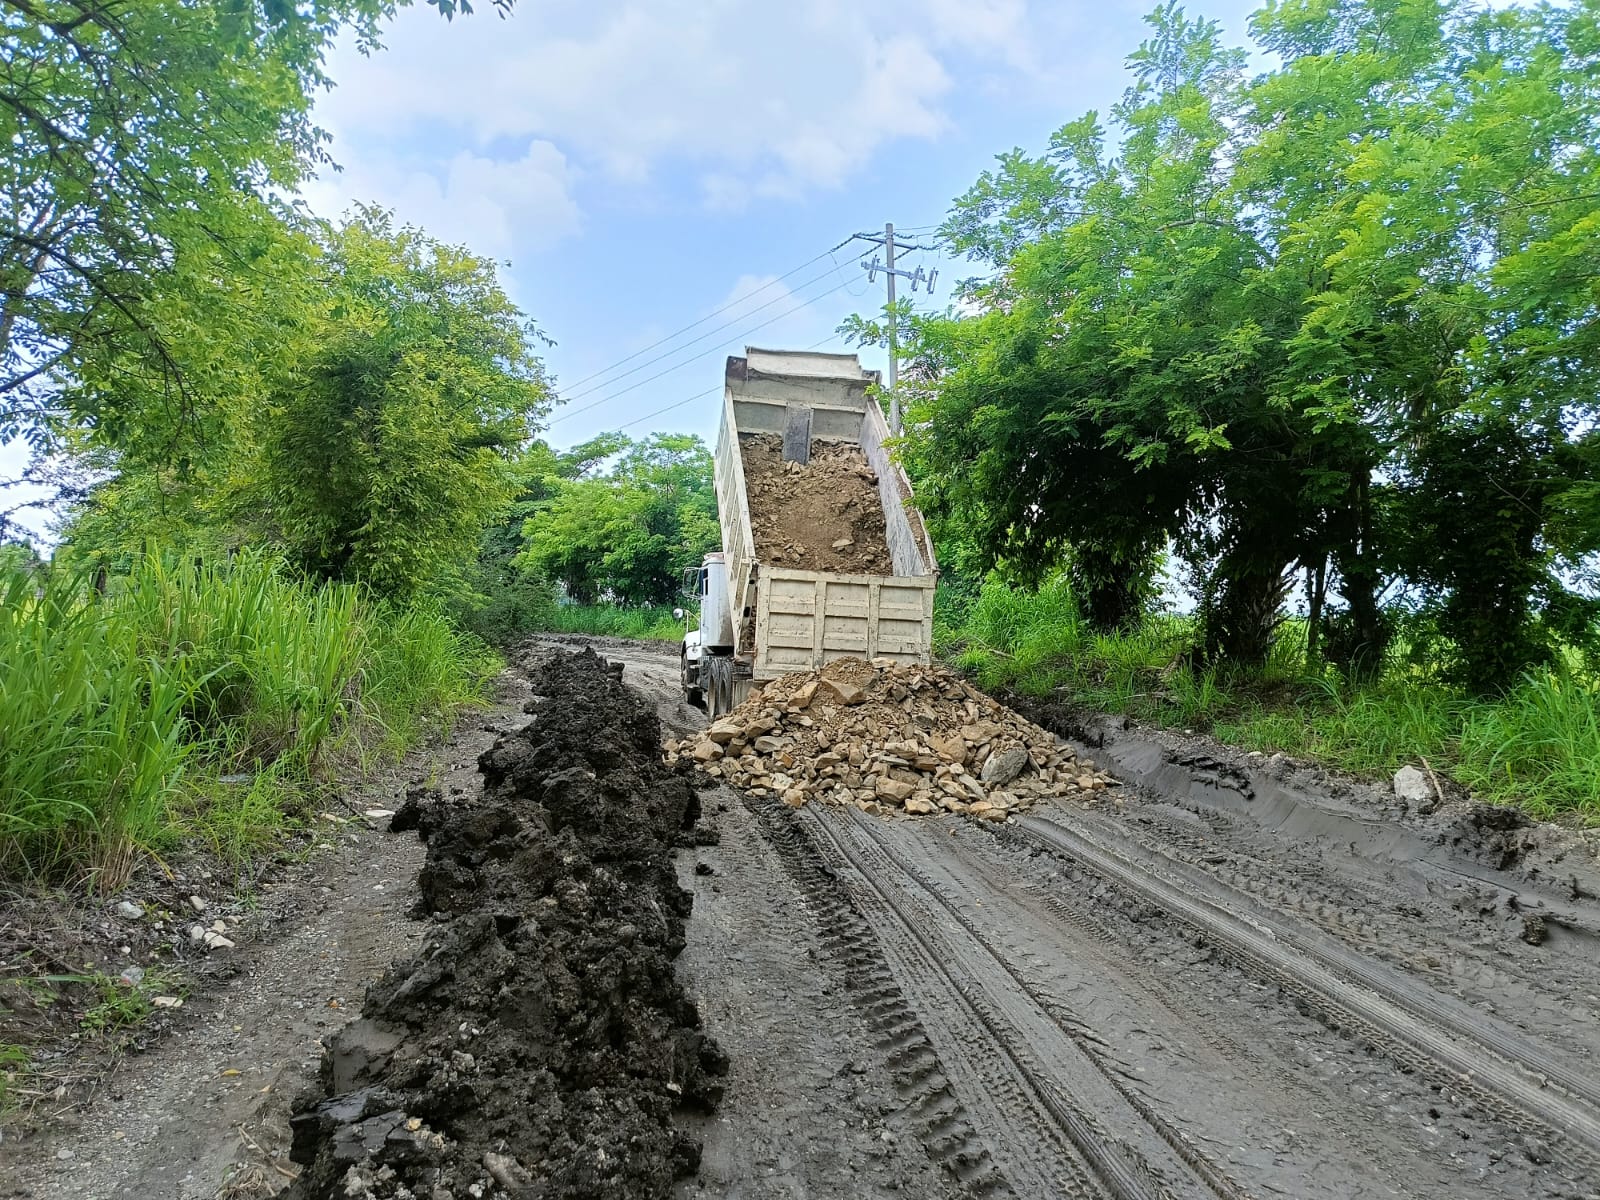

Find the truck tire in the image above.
[{"left": 681, "top": 651, "right": 704, "bottom": 709}]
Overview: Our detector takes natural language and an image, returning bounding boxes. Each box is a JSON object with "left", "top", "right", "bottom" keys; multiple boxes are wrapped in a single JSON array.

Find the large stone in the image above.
[
  {"left": 817, "top": 679, "right": 867, "bottom": 707},
  {"left": 706, "top": 721, "right": 743, "bottom": 745},
  {"left": 980, "top": 746, "right": 1029, "bottom": 786},
  {"left": 875, "top": 777, "right": 915, "bottom": 803},
  {"left": 1393, "top": 765, "right": 1435, "bottom": 808},
  {"left": 691, "top": 741, "right": 724, "bottom": 763}
]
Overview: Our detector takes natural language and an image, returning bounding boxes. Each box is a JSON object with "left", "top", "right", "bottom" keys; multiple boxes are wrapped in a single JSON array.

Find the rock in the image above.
[
  {"left": 752, "top": 735, "right": 786, "bottom": 753},
  {"left": 831, "top": 537, "right": 855, "bottom": 551},
  {"left": 904, "top": 796, "right": 937, "bottom": 816},
  {"left": 706, "top": 721, "right": 743, "bottom": 745},
  {"left": 115, "top": 900, "right": 144, "bottom": 920},
  {"left": 691, "top": 741, "right": 724, "bottom": 763},
  {"left": 817, "top": 679, "right": 867, "bottom": 707},
  {"left": 980, "top": 746, "right": 1029, "bottom": 785},
  {"left": 151, "top": 995, "right": 183, "bottom": 1009},
  {"left": 188, "top": 894, "right": 207, "bottom": 913},
  {"left": 1393, "top": 764, "right": 1435, "bottom": 808},
  {"left": 875, "top": 778, "right": 915, "bottom": 803}
]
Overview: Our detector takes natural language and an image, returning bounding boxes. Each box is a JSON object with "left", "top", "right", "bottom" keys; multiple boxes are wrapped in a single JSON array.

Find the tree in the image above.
[
  {"left": 231, "top": 210, "right": 550, "bottom": 600},
  {"left": 0, "top": 0, "right": 515, "bottom": 472},
  {"left": 907, "top": 0, "right": 1600, "bottom": 685},
  {"left": 519, "top": 434, "right": 721, "bottom": 606}
]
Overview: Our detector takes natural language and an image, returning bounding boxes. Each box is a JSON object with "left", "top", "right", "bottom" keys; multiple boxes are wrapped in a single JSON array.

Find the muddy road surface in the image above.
[{"left": 593, "top": 638, "right": 1600, "bottom": 1200}]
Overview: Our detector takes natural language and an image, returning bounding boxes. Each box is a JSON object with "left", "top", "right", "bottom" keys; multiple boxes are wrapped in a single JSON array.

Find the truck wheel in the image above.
[{"left": 681, "top": 653, "right": 704, "bottom": 708}]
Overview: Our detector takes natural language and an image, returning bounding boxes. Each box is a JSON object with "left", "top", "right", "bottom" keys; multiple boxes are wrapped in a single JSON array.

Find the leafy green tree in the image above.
[
  {"left": 235, "top": 210, "right": 550, "bottom": 600},
  {"left": 519, "top": 434, "right": 721, "bottom": 606},
  {"left": 0, "top": 0, "right": 514, "bottom": 469},
  {"left": 905, "top": 0, "right": 1600, "bottom": 685}
]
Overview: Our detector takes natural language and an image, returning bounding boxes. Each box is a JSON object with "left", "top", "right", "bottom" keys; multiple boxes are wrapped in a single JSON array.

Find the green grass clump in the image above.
[
  {"left": 0, "top": 554, "right": 497, "bottom": 890},
  {"left": 940, "top": 575, "right": 1600, "bottom": 821},
  {"left": 537, "top": 603, "right": 686, "bottom": 643}
]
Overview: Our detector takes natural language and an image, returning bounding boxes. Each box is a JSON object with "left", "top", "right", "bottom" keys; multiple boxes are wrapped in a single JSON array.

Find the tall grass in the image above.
[
  {"left": 0, "top": 554, "right": 495, "bottom": 889},
  {"left": 942, "top": 575, "right": 1600, "bottom": 821}
]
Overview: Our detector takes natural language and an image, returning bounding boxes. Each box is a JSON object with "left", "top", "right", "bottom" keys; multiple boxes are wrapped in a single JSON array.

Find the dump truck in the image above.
[{"left": 677, "top": 348, "right": 939, "bottom": 717}]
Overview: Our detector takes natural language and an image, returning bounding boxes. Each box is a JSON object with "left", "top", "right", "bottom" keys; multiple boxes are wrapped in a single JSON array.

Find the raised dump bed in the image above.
[{"left": 692, "top": 347, "right": 937, "bottom": 714}]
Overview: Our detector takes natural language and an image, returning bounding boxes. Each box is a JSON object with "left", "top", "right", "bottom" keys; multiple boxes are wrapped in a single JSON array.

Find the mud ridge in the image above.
[{"left": 283, "top": 647, "right": 727, "bottom": 1200}]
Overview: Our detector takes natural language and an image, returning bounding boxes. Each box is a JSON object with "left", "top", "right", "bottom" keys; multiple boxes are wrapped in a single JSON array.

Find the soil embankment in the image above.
[{"left": 283, "top": 647, "right": 726, "bottom": 1200}]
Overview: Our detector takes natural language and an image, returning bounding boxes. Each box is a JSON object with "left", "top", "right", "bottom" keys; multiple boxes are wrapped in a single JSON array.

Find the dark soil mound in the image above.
[{"left": 284, "top": 647, "right": 726, "bottom": 1200}]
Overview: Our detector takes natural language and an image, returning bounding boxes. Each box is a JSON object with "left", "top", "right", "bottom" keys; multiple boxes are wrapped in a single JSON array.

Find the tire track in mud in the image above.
[
  {"left": 815, "top": 807, "right": 1255, "bottom": 1200},
  {"left": 1015, "top": 810, "right": 1600, "bottom": 1166},
  {"left": 1076, "top": 798, "right": 1600, "bottom": 1054},
  {"left": 733, "top": 790, "right": 1020, "bottom": 1198}
]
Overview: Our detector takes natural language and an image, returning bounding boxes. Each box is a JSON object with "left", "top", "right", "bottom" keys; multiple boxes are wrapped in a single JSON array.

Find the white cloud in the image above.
[
  {"left": 312, "top": 0, "right": 977, "bottom": 206},
  {"left": 300, "top": 139, "right": 581, "bottom": 263}
]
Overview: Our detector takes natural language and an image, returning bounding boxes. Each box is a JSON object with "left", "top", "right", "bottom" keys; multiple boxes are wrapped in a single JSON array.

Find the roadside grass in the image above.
[
  {"left": 0, "top": 1042, "right": 27, "bottom": 1114},
  {"left": 938, "top": 576, "right": 1600, "bottom": 821},
  {"left": 0, "top": 553, "right": 498, "bottom": 892},
  {"left": 535, "top": 603, "right": 685, "bottom": 643}
]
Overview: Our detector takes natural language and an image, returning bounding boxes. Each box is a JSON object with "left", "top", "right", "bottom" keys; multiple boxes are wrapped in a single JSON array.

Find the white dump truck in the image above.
[{"left": 677, "top": 347, "right": 939, "bottom": 717}]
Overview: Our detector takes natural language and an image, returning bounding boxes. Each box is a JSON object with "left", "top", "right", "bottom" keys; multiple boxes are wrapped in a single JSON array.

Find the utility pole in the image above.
[{"left": 860, "top": 222, "right": 937, "bottom": 435}]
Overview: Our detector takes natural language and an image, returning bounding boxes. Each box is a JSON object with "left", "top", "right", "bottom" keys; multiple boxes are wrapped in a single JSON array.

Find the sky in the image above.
[
  {"left": 1, "top": 0, "right": 1267, "bottom": 544},
  {"left": 298, "top": 0, "right": 1266, "bottom": 450}
]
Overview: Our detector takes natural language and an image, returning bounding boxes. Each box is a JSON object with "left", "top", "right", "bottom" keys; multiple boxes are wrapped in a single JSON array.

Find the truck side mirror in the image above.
[{"left": 672, "top": 608, "right": 685, "bottom": 621}]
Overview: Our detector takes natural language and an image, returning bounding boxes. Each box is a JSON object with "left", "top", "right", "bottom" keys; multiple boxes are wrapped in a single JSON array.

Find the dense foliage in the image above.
[
  {"left": 898, "top": 0, "right": 1600, "bottom": 692},
  {"left": 518, "top": 433, "right": 721, "bottom": 606},
  {"left": 0, "top": 553, "right": 493, "bottom": 888},
  {"left": 1, "top": 0, "right": 514, "bottom": 474}
]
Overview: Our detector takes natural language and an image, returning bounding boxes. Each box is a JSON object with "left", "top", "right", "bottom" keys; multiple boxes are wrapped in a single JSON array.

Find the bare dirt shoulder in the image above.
[{"left": 0, "top": 672, "right": 532, "bottom": 1200}]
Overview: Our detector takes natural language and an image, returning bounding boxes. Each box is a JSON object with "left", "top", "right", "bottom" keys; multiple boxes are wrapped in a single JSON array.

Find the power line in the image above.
[
  {"left": 550, "top": 275, "right": 860, "bottom": 427},
  {"left": 611, "top": 332, "right": 849, "bottom": 434},
  {"left": 560, "top": 234, "right": 863, "bottom": 392},
  {"left": 562, "top": 259, "right": 865, "bottom": 403},
  {"left": 615, "top": 386, "right": 721, "bottom": 433}
]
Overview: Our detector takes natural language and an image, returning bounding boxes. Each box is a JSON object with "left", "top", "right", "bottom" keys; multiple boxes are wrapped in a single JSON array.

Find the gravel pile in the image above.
[{"left": 666, "top": 658, "right": 1116, "bottom": 819}]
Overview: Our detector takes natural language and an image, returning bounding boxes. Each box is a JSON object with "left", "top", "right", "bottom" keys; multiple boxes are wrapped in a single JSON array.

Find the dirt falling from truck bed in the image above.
[
  {"left": 740, "top": 433, "right": 895, "bottom": 574},
  {"left": 282, "top": 647, "right": 727, "bottom": 1200}
]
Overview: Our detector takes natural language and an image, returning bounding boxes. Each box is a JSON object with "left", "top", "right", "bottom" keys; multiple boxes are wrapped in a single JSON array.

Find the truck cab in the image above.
[{"left": 677, "top": 551, "right": 733, "bottom": 711}]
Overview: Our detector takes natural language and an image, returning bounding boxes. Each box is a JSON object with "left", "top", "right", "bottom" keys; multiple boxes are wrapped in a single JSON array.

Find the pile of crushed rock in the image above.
[
  {"left": 666, "top": 658, "right": 1116, "bottom": 820},
  {"left": 284, "top": 647, "right": 725, "bottom": 1200}
]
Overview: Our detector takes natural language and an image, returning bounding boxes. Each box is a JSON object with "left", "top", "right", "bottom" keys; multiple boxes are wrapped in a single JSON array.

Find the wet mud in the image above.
[{"left": 283, "top": 647, "right": 726, "bottom": 1200}]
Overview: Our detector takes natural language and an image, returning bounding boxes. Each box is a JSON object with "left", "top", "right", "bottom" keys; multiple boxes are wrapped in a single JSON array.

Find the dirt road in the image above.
[
  {"left": 6, "top": 638, "right": 1598, "bottom": 1199},
  {"left": 594, "top": 639, "right": 1600, "bottom": 1200}
]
